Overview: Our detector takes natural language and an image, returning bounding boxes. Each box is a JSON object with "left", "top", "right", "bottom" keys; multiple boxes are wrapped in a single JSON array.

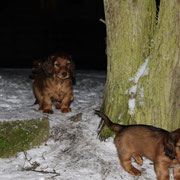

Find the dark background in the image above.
[
  {"left": 0, "top": 0, "right": 106, "bottom": 70},
  {"left": 0, "top": 0, "right": 160, "bottom": 70}
]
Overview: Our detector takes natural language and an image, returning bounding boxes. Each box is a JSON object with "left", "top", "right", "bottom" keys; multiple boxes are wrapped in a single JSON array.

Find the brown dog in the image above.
[
  {"left": 95, "top": 110, "right": 180, "bottom": 180},
  {"left": 32, "top": 52, "right": 74, "bottom": 113},
  {"left": 29, "top": 57, "right": 55, "bottom": 79}
]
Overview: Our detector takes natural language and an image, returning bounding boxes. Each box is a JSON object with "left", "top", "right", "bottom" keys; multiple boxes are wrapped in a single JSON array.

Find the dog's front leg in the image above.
[
  {"left": 61, "top": 94, "right": 73, "bottom": 113},
  {"left": 174, "top": 166, "right": 180, "bottom": 180},
  {"left": 42, "top": 96, "right": 53, "bottom": 114},
  {"left": 154, "top": 162, "right": 169, "bottom": 180}
]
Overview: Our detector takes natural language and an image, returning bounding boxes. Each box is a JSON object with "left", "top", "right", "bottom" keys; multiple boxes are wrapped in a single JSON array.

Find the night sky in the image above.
[{"left": 0, "top": 0, "right": 106, "bottom": 70}]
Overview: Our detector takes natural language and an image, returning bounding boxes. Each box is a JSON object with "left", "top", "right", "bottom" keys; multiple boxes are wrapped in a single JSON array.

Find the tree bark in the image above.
[
  {"left": 134, "top": 0, "right": 180, "bottom": 130},
  {"left": 100, "top": 0, "right": 156, "bottom": 138},
  {"left": 100, "top": 0, "right": 180, "bottom": 139}
]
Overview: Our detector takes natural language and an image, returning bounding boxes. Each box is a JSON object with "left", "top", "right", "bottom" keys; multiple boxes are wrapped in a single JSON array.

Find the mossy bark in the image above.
[
  {"left": 100, "top": 0, "right": 180, "bottom": 139},
  {"left": 100, "top": 0, "right": 156, "bottom": 138},
  {"left": 134, "top": 0, "right": 180, "bottom": 130}
]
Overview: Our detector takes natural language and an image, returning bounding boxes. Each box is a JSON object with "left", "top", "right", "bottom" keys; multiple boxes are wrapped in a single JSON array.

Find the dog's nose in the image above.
[{"left": 62, "top": 72, "right": 67, "bottom": 77}]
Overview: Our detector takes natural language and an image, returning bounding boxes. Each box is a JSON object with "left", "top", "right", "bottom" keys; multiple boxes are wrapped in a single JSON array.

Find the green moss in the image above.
[
  {"left": 99, "top": 125, "right": 115, "bottom": 140},
  {"left": 0, "top": 118, "right": 49, "bottom": 158},
  {"left": 99, "top": 0, "right": 156, "bottom": 139},
  {"left": 133, "top": 0, "right": 180, "bottom": 131}
]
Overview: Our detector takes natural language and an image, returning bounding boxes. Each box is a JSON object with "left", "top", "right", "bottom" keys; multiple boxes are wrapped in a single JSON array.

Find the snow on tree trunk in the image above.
[
  {"left": 100, "top": 0, "right": 156, "bottom": 138},
  {"left": 100, "top": 0, "right": 180, "bottom": 139},
  {"left": 134, "top": 0, "right": 180, "bottom": 131}
]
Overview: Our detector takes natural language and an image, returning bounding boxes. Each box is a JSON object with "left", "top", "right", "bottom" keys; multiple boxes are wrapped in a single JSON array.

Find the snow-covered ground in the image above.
[{"left": 0, "top": 69, "right": 160, "bottom": 180}]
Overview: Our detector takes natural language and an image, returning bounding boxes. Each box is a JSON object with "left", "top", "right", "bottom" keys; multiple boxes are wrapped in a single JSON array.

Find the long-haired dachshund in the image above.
[
  {"left": 32, "top": 52, "right": 74, "bottom": 113},
  {"left": 95, "top": 110, "right": 180, "bottom": 180}
]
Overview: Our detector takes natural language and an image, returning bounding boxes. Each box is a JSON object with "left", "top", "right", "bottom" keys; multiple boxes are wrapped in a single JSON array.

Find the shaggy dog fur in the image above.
[
  {"left": 95, "top": 110, "right": 180, "bottom": 180},
  {"left": 32, "top": 52, "right": 74, "bottom": 113}
]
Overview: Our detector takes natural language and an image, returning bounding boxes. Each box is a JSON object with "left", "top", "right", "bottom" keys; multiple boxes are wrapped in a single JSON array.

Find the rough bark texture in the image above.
[
  {"left": 100, "top": 0, "right": 156, "bottom": 138},
  {"left": 100, "top": 0, "right": 180, "bottom": 139},
  {"left": 134, "top": 0, "right": 180, "bottom": 130}
]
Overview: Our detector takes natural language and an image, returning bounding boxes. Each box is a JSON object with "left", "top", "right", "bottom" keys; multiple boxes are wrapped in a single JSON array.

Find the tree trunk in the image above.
[
  {"left": 134, "top": 0, "right": 180, "bottom": 130},
  {"left": 100, "top": 0, "right": 180, "bottom": 139},
  {"left": 100, "top": 0, "right": 156, "bottom": 138}
]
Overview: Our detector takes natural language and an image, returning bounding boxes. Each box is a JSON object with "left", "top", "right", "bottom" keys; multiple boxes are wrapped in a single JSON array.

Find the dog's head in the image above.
[
  {"left": 163, "top": 129, "right": 180, "bottom": 161},
  {"left": 31, "top": 52, "right": 74, "bottom": 80},
  {"left": 49, "top": 52, "right": 74, "bottom": 80}
]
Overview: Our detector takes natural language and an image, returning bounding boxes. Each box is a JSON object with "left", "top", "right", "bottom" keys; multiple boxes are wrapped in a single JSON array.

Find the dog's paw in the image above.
[
  {"left": 131, "top": 167, "right": 141, "bottom": 176},
  {"left": 61, "top": 107, "right": 71, "bottom": 113},
  {"left": 43, "top": 109, "right": 53, "bottom": 114}
]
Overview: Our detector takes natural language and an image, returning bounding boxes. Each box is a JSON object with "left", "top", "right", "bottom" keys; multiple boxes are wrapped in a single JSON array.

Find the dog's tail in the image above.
[{"left": 95, "top": 110, "right": 124, "bottom": 133}]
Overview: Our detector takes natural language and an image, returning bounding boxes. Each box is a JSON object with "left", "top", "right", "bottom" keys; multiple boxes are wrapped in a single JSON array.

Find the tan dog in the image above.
[
  {"left": 32, "top": 52, "right": 74, "bottom": 113},
  {"left": 95, "top": 110, "right": 180, "bottom": 180}
]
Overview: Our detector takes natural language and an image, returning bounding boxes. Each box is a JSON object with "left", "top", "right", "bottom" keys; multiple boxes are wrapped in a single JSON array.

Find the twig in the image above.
[
  {"left": 23, "top": 151, "right": 40, "bottom": 171},
  {"left": 42, "top": 151, "right": 46, "bottom": 160},
  {"left": 21, "top": 151, "right": 60, "bottom": 177},
  {"left": 22, "top": 168, "right": 60, "bottom": 176},
  {"left": 23, "top": 151, "right": 32, "bottom": 162},
  {"left": 99, "top": 18, "right": 106, "bottom": 25}
]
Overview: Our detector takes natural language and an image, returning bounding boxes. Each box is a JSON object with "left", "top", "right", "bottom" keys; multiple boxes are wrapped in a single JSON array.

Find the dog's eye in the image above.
[
  {"left": 55, "top": 63, "right": 60, "bottom": 67},
  {"left": 66, "top": 63, "right": 70, "bottom": 67}
]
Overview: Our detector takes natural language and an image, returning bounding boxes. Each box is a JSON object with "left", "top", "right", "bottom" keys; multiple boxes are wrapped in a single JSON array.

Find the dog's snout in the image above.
[{"left": 62, "top": 72, "right": 67, "bottom": 77}]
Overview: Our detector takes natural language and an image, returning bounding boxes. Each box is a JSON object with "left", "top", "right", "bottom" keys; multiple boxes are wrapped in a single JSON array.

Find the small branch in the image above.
[
  {"left": 99, "top": 18, "right": 106, "bottom": 25},
  {"left": 22, "top": 151, "right": 40, "bottom": 170},
  {"left": 42, "top": 151, "right": 46, "bottom": 160},
  {"left": 21, "top": 151, "right": 60, "bottom": 177},
  {"left": 22, "top": 168, "right": 60, "bottom": 176}
]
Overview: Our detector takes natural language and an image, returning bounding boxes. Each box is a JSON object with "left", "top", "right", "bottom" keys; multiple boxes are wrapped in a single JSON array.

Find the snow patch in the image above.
[
  {"left": 128, "top": 58, "right": 149, "bottom": 115},
  {"left": 0, "top": 69, "right": 159, "bottom": 180}
]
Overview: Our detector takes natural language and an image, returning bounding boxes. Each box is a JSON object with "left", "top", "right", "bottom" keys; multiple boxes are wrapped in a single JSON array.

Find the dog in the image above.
[
  {"left": 95, "top": 110, "right": 180, "bottom": 180},
  {"left": 29, "top": 57, "right": 55, "bottom": 79},
  {"left": 32, "top": 52, "right": 74, "bottom": 113}
]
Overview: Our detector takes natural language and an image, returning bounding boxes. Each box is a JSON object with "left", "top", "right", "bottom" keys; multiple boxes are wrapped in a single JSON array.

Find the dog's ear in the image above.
[
  {"left": 32, "top": 59, "right": 42, "bottom": 72},
  {"left": 49, "top": 55, "right": 55, "bottom": 61},
  {"left": 66, "top": 54, "right": 75, "bottom": 76},
  {"left": 68, "top": 55, "right": 75, "bottom": 83},
  {"left": 70, "top": 59, "right": 75, "bottom": 77},
  {"left": 29, "top": 59, "right": 42, "bottom": 79},
  {"left": 42, "top": 57, "right": 55, "bottom": 77},
  {"left": 163, "top": 133, "right": 177, "bottom": 160}
]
